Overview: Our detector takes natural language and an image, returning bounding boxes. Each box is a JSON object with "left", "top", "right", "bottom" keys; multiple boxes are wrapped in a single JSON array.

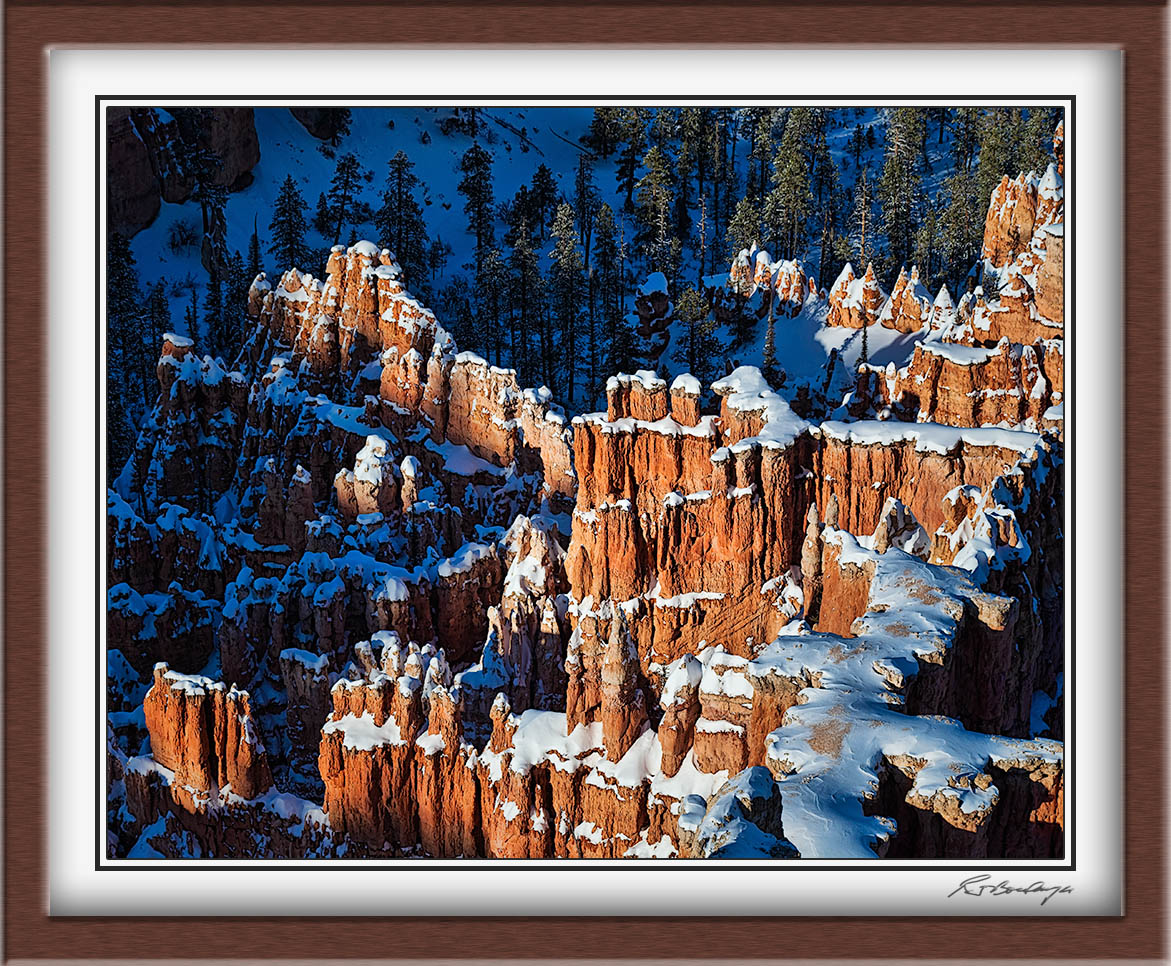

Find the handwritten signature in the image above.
[{"left": 948, "top": 874, "right": 1073, "bottom": 906}]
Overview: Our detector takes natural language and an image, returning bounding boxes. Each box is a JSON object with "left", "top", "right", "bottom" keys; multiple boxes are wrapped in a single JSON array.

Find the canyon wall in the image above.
[{"left": 107, "top": 107, "right": 260, "bottom": 238}]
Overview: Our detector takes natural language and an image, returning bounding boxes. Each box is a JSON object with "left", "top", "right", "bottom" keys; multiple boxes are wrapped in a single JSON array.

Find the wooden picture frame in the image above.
[{"left": 8, "top": 1, "right": 1162, "bottom": 959}]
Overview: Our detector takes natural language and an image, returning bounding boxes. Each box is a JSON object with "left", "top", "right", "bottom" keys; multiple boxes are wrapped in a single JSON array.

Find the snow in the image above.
[
  {"left": 670, "top": 372, "right": 701, "bottom": 395},
  {"left": 697, "top": 647, "right": 755, "bottom": 699},
  {"left": 573, "top": 821, "right": 605, "bottom": 845},
  {"left": 436, "top": 541, "right": 494, "bottom": 579},
  {"left": 695, "top": 718, "right": 745, "bottom": 734},
  {"left": 654, "top": 590, "right": 725, "bottom": 609},
  {"left": 746, "top": 541, "right": 1063, "bottom": 858},
  {"left": 573, "top": 410, "right": 718, "bottom": 442},
  {"left": 348, "top": 239, "right": 382, "bottom": 258},
  {"left": 422, "top": 437, "right": 507, "bottom": 478},
  {"left": 495, "top": 710, "right": 603, "bottom": 777},
  {"left": 353, "top": 435, "right": 396, "bottom": 485},
  {"left": 639, "top": 272, "right": 668, "bottom": 296},
  {"left": 322, "top": 711, "right": 405, "bottom": 750},
  {"left": 163, "top": 332, "right": 193, "bottom": 348},
  {"left": 503, "top": 551, "right": 547, "bottom": 598},
  {"left": 416, "top": 732, "right": 446, "bottom": 756},
  {"left": 817, "top": 419, "right": 1043, "bottom": 456},
  {"left": 111, "top": 108, "right": 1064, "bottom": 863},
  {"left": 606, "top": 369, "right": 667, "bottom": 394},
  {"left": 159, "top": 667, "right": 221, "bottom": 696},
  {"left": 660, "top": 654, "right": 703, "bottom": 707},
  {"left": 454, "top": 350, "right": 489, "bottom": 368},
  {"left": 918, "top": 341, "right": 1000, "bottom": 365},
  {"left": 711, "top": 366, "right": 809, "bottom": 450},
  {"left": 830, "top": 262, "right": 855, "bottom": 293},
  {"left": 624, "top": 833, "right": 678, "bottom": 858},
  {"left": 1038, "top": 162, "right": 1063, "bottom": 201},
  {"left": 280, "top": 648, "right": 329, "bottom": 674}
]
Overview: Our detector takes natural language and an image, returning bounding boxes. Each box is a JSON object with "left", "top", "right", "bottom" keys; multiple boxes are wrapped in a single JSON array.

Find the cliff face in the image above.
[
  {"left": 982, "top": 163, "right": 1063, "bottom": 269},
  {"left": 862, "top": 338, "right": 1063, "bottom": 431},
  {"left": 111, "top": 129, "right": 1065, "bottom": 863},
  {"left": 106, "top": 108, "right": 260, "bottom": 237},
  {"left": 142, "top": 664, "right": 272, "bottom": 805}
]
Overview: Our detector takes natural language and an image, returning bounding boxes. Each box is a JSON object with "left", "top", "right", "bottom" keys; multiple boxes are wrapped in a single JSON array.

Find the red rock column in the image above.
[{"left": 600, "top": 612, "right": 648, "bottom": 761}]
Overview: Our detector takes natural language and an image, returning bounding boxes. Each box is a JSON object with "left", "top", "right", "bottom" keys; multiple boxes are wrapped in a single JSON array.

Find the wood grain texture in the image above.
[{"left": 6, "top": 2, "right": 1162, "bottom": 960}]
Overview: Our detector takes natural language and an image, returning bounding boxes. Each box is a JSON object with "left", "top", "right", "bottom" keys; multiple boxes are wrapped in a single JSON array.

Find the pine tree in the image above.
[
  {"left": 951, "top": 108, "right": 981, "bottom": 173},
  {"left": 107, "top": 233, "right": 146, "bottom": 475},
  {"left": 530, "top": 164, "right": 560, "bottom": 242},
  {"left": 708, "top": 108, "right": 740, "bottom": 243},
  {"left": 583, "top": 108, "right": 622, "bottom": 158},
  {"left": 691, "top": 109, "right": 716, "bottom": 213},
  {"left": 593, "top": 204, "right": 632, "bottom": 378},
  {"left": 848, "top": 168, "right": 878, "bottom": 267},
  {"left": 763, "top": 109, "right": 814, "bottom": 257},
  {"left": 501, "top": 184, "right": 536, "bottom": 249},
  {"left": 938, "top": 168, "right": 983, "bottom": 289},
  {"left": 849, "top": 123, "right": 866, "bottom": 168},
  {"left": 203, "top": 268, "right": 224, "bottom": 357},
  {"left": 913, "top": 205, "right": 939, "bottom": 290},
  {"left": 662, "top": 236, "right": 684, "bottom": 300},
  {"left": 747, "top": 108, "right": 780, "bottom": 201},
  {"left": 477, "top": 247, "right": 510, "bottom": 368},
  {"left": 859, "top": 321, "right": 869, "bottom": 369},
  {"left": 453, "top": 107, "right": 482, "bottom": 138},
  {"left": 649, "top": 107, "right": 677, "bottom": 152},
  {"left": 183, "top": 287, "right": 198, "bottom": 335},
  {"left": 458, "top": 143, "right": 496, "bottom": 277},
  {"left": 722, "top": 109, "right": 743, "bottom": 220},
  {"left": 317, "top": 108, "right": 352, "bottom": 147},
  {"left": 195, "top": 180, "right": 229, "bottom": 276},
  {"left": 427, "top": 236, "right": 453, "bottom": 283},
  {"left": 815, "top": 151, "right": 844, "bottom": 288},
  {"left": 247, "top": 215, "right": 262, "bottom": 280},
  {"left": 439, "top": 275, "right": 477, "bottom": 351},
  {"left": 574, "top": 156, "right": 599, "bottom": 265},
  {"left": 143, "top": 280, "right": 171, "bottom": 406},
  {"left": 975, "top": 108, "right": 1016, "bottom": 218},
  {"left": 725, "top": 196, "right": 760, "bottom": 262},
  {"left": 326, "top": 153, "right": 369, "bottom": 245},
  {"left": 878, "top": 107, "right": 928, "bottom": 273},
  {"left": 1019, "top": 107, "right": 1060, "bottom": 174},
  {"left": 222, "top": 250, "right": 249, "bottom": 355},
  {"left": 810, "top": 122, "right": 836, "bottom": 211},
  {"left": 696, "top": 195, "right": 710, "bottom": 278},
  {"left": 548, "top": 203, "right": 585, "bottom": 403},
  {"left": 509, "top": 221, "right": 544, "bottom": 386},
  {"left": 269, "top": 175, "right": 310, "bottom": 269},
  {"left": 375, "top": 151, "right": 431, "bottom": 290},
  {"left": 634, "top": 145, "right": 674, "bottom": 256},
  {"left": 675, "top": 107, "right": 705, "bottom": 239},
  {"left": 172, "top": 108, "right": 227, "bottom": 270},
  {"left": 672, "top": 286, "right": 720, "bottom": 386},
  {"left": 615, "top": 108, "right": 650, "bottom": 212}
]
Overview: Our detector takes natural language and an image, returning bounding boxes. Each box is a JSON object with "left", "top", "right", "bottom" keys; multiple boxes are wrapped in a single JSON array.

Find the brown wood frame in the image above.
[{"left": 6, "top": 2, "right": 1161, "bottom": 960}]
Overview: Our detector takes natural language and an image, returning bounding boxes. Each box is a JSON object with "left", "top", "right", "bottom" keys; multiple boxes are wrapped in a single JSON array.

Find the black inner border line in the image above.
[{"left": 95, "top": 93, "right": 1076, "bottom": 874}]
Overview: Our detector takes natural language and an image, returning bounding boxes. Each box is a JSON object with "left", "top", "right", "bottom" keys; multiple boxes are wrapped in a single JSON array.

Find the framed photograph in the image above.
[{"left": 9, "top": 1, "right": 1162, "bottom": 961}]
